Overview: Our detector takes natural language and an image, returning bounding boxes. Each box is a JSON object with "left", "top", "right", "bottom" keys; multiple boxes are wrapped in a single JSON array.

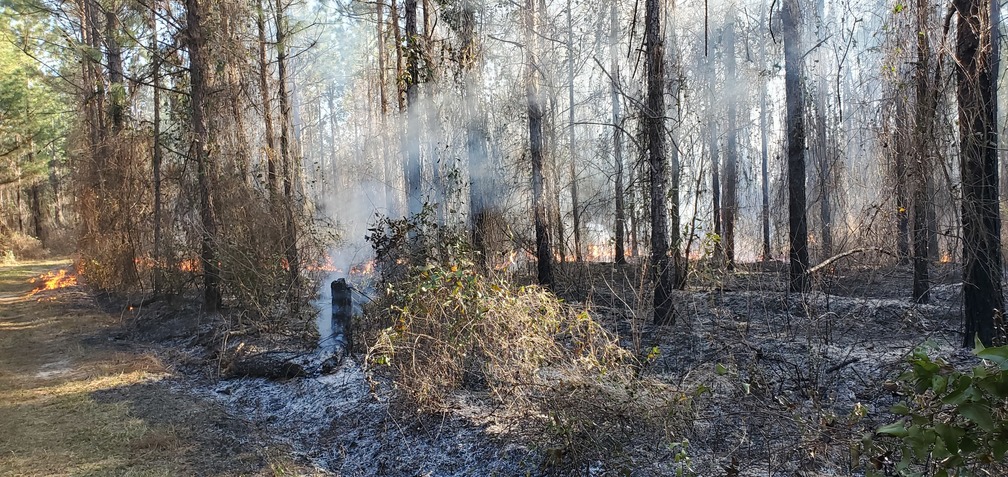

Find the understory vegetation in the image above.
[{"left": 361, "top": 214, "right": 692, "bottom": 468}]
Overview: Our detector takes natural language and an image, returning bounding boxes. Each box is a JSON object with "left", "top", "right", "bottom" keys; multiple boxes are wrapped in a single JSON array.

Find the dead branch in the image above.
[{"left": 806, "top": 248, "right": 895, "bottom": 276}]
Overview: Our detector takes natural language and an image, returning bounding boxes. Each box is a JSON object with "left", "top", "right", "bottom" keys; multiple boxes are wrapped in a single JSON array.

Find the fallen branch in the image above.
[{"left": 806, "top": 248, "right": 894, "bottom": 276}]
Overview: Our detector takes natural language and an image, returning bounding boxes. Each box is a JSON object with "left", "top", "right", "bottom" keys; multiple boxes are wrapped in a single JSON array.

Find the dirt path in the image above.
[{"left": 0, "top": 260, "right": 320, "bottom": 476}]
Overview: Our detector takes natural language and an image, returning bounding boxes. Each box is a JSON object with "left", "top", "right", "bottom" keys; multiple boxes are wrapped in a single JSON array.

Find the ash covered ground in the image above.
[{"left": 128, "top": 259, "right": 979, "bottom": 476}]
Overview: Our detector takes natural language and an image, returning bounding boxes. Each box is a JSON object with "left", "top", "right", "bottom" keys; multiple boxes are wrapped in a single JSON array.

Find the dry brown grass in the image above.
[
  {"left": 364, "top": 263, "right": 693, "bottom": 467},
  {"left": 0, "top": 259, "right": 317, "bottom": 477}
]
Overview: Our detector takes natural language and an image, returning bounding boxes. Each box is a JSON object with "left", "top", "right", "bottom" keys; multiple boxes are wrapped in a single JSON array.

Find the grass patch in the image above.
[{"left": 0, "top": 260, "right": 191, "bottom": 476}]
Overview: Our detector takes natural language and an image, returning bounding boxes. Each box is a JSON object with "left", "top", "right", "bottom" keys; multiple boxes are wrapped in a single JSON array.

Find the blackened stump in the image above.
[{"left": 330, "top": 278, "right": 353, "bottom": 353}]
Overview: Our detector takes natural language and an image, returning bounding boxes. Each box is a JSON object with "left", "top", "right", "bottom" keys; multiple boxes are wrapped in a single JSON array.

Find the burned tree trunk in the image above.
[
  {"left": 274, "top": 0, "right": 300, "bottom": 308},
  {"left": 912, "top": 0, "right": 931, "bottom": 303},
  {"left": 723, "top": 12, "right": 738, "bottom": 268},
  {"left": 783, "top": 0, "right": 810, "bottom": 292},
  {"left": 610, "top": 0, "right": 625, "bottom": 265},
  {"left": 185, "top": 0, "right": 221, "bottom": 312},
  {"left": 760, "top": 25, "right": 771, "bottom": 262},
  {"left": 956, "top": 0, "right": 1004, "bottom": 346},
  {"left": 645, "top": 0, "right": 675, "bottom": 324},
  {"left": 566, "top": 0, "right": 582, "bottom": 262},
  {"left": 526, "top": 0, "right": 553, "bottom": 287}
]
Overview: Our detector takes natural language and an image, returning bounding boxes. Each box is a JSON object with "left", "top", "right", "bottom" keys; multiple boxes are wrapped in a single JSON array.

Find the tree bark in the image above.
[
  {"left": 760, "top": 0, "right": 771, "bottom": 262},
  {"left": 645, "top": 0, "right": 676, "bottom": 324},
  {"left": 526, "top": 0, "right": 553, "bottom": 287},
  {"left": 404, "top": 0, "right": 423, "bottom": 221},
  {"left": 257, "top": 0, "right": 278, "bottom": 197},
  {"left": 275, "top": 0, "right": 300, "bottom": 308},
  {"left": 912, "top": 0, "right": 931, "bottom": 303},
  {"left": 460, "top": 3, "right": 493, "bottom": 268},
  {"left": 723, "top": 12, "right": 738, "bottom": 267},
  {"left": 566, "top": 0, "right": 582, "bottom": 262},
  {"left": 151, "top": 4, "right": 163, "bottom": 294},
  {"left": 105, "top": 8, "right": 124, "bottom": 132},
  {"left": 610, "top": 0, "right": 625, "bottom": 265},
  {"left": 783, "top": 0, "right": 810, "bottom": 292},
  {"left": 956, "top": 0, "right": 1004, "bottom": 346},
  {"left": 185, "top": 0, "right": 221, "bottom": 312}
]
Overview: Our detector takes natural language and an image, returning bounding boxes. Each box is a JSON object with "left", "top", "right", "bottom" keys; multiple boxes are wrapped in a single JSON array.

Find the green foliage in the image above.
[
  {"left": 867, "top": 343, "right": 1008, "bottom": 476},
  {"left": 0, "top": 6, "right": 69, "bottom": 186}
]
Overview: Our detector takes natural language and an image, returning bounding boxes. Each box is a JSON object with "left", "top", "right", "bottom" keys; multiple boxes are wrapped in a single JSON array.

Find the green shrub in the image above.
[{"left": 867, "top": 342, "right": 1008, "bottom": 476}]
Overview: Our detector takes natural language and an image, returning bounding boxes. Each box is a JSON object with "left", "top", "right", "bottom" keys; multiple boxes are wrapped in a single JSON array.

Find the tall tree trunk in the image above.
[
  {"left": 526, "top": 0, "right": 553, "bottom": 287},
  {"left": 708, "top": 53, "right": 722, "bottom": 262},
  {"left": 48, "top": 146, "right": 63, "bottom": 228},
  {"left": 629, "top": 141, "right": 640, "bottom": 258},
  {"left": 375, "top": 2, "right": 398, "bottom": 217},
  {"left": 710, "top": 116, "right": 722, "bottom": 259},
  {"left": 275, "top": 0, "right": 300, "bottom": 309},
  {"left": 151, "top": 3, "right": 163, "bottom": 294},
  {"left": 257, "top": 0, "right": 278, "bottom": 197},
  {"left": 760, "top": 0, "right": 771, "bottom": 262},
  {"left": 566, "top": 0, "right": 582, "bottom": 262},
  {"left": 723, "top": 12, "right": 738, "bottom": 267},
  {"left": 956, "top": 0, "right": 1004, "bottom": 347},
  {"left": 783, "top": 0, "right": 810, "bottom": 292},
  {"left": 391, "top": 0, "right": 406, "bottom": 114},
  {"left": 547, "top": 94, "right": 566, "bottom": 263},
  {"left": 105, "top": 8, "right": 124, "bottom": 132},
  {"left": 645, "top": 0, "right": 676, "bottom": 324},
  {"left": 912, "top": 0, "right": 931, "bottom": 303},
  {"left": 813, "top": 0, "right": 831, "bottom": 259},
  {"left": 460, "top": 3, "right": 493, "bottom": 268},
  {"left": 760, "top": 60, "right": 771, "bottom": 262},
  {"left": 30, "top": 181, "right": 44, "bottom": 245},
  {"left": 404, "top": 0, "right": 423, "bottom": 221},
  {"left": 610, "top": 0, "right": 625, "bottom": 264},
  {"left": 185, "top": 0, "right": 221, "bottom": 312},
  {"left": 817, "top": 114, "right": 832, "bottom": 258}
]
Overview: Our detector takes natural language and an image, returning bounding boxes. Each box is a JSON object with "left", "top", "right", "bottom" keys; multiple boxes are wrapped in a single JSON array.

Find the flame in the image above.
[
  {"left": 940, "top": 252, "right": 952, "bottom": 263},
  {"left": 29, "top": 269, "right": 78, "bottom": 295},
  {"left": 309, "top": 256, "right": 339, "bottom": 273},
  {"left": 584, "top": 243, "right": 614, "bottom": 262},
  {"left": 494, "top": 251, "right": 521, "bottom": 271},
  {"left": 179, "top": 259, "right": 200, "bottom": 273},
  {"left": 349, "top": 260, "right": 376, "bottom": 276}
]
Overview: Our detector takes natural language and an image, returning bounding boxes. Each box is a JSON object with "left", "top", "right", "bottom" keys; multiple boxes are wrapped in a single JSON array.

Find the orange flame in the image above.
[
  {"left": 29, "top": 269, "right": 78, "bottom": 295},
  {"left": 584, "top": 243, "right": 613, "bottom": 263},
  {"left": 349, "top": 260, "right": 376, "bottom": 276},
  {"left": 179, "top": 259, "right": 200, "bottom": 273}
]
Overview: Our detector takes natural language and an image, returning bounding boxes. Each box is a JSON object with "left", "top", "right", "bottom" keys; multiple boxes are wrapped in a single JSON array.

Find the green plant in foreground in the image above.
[{"left": 867, "top": 341, "right": 1008, "bottom": 476}]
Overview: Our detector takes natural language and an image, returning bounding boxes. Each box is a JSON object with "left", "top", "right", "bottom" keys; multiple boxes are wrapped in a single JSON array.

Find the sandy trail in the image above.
[{"left": 0, "top": 259, "right": 318, "bottom": 476}]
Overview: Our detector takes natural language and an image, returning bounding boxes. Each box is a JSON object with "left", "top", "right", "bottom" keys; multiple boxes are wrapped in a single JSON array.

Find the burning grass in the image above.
[{"left": 27, "top": 268, "right": 78, "bottom": 295}]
